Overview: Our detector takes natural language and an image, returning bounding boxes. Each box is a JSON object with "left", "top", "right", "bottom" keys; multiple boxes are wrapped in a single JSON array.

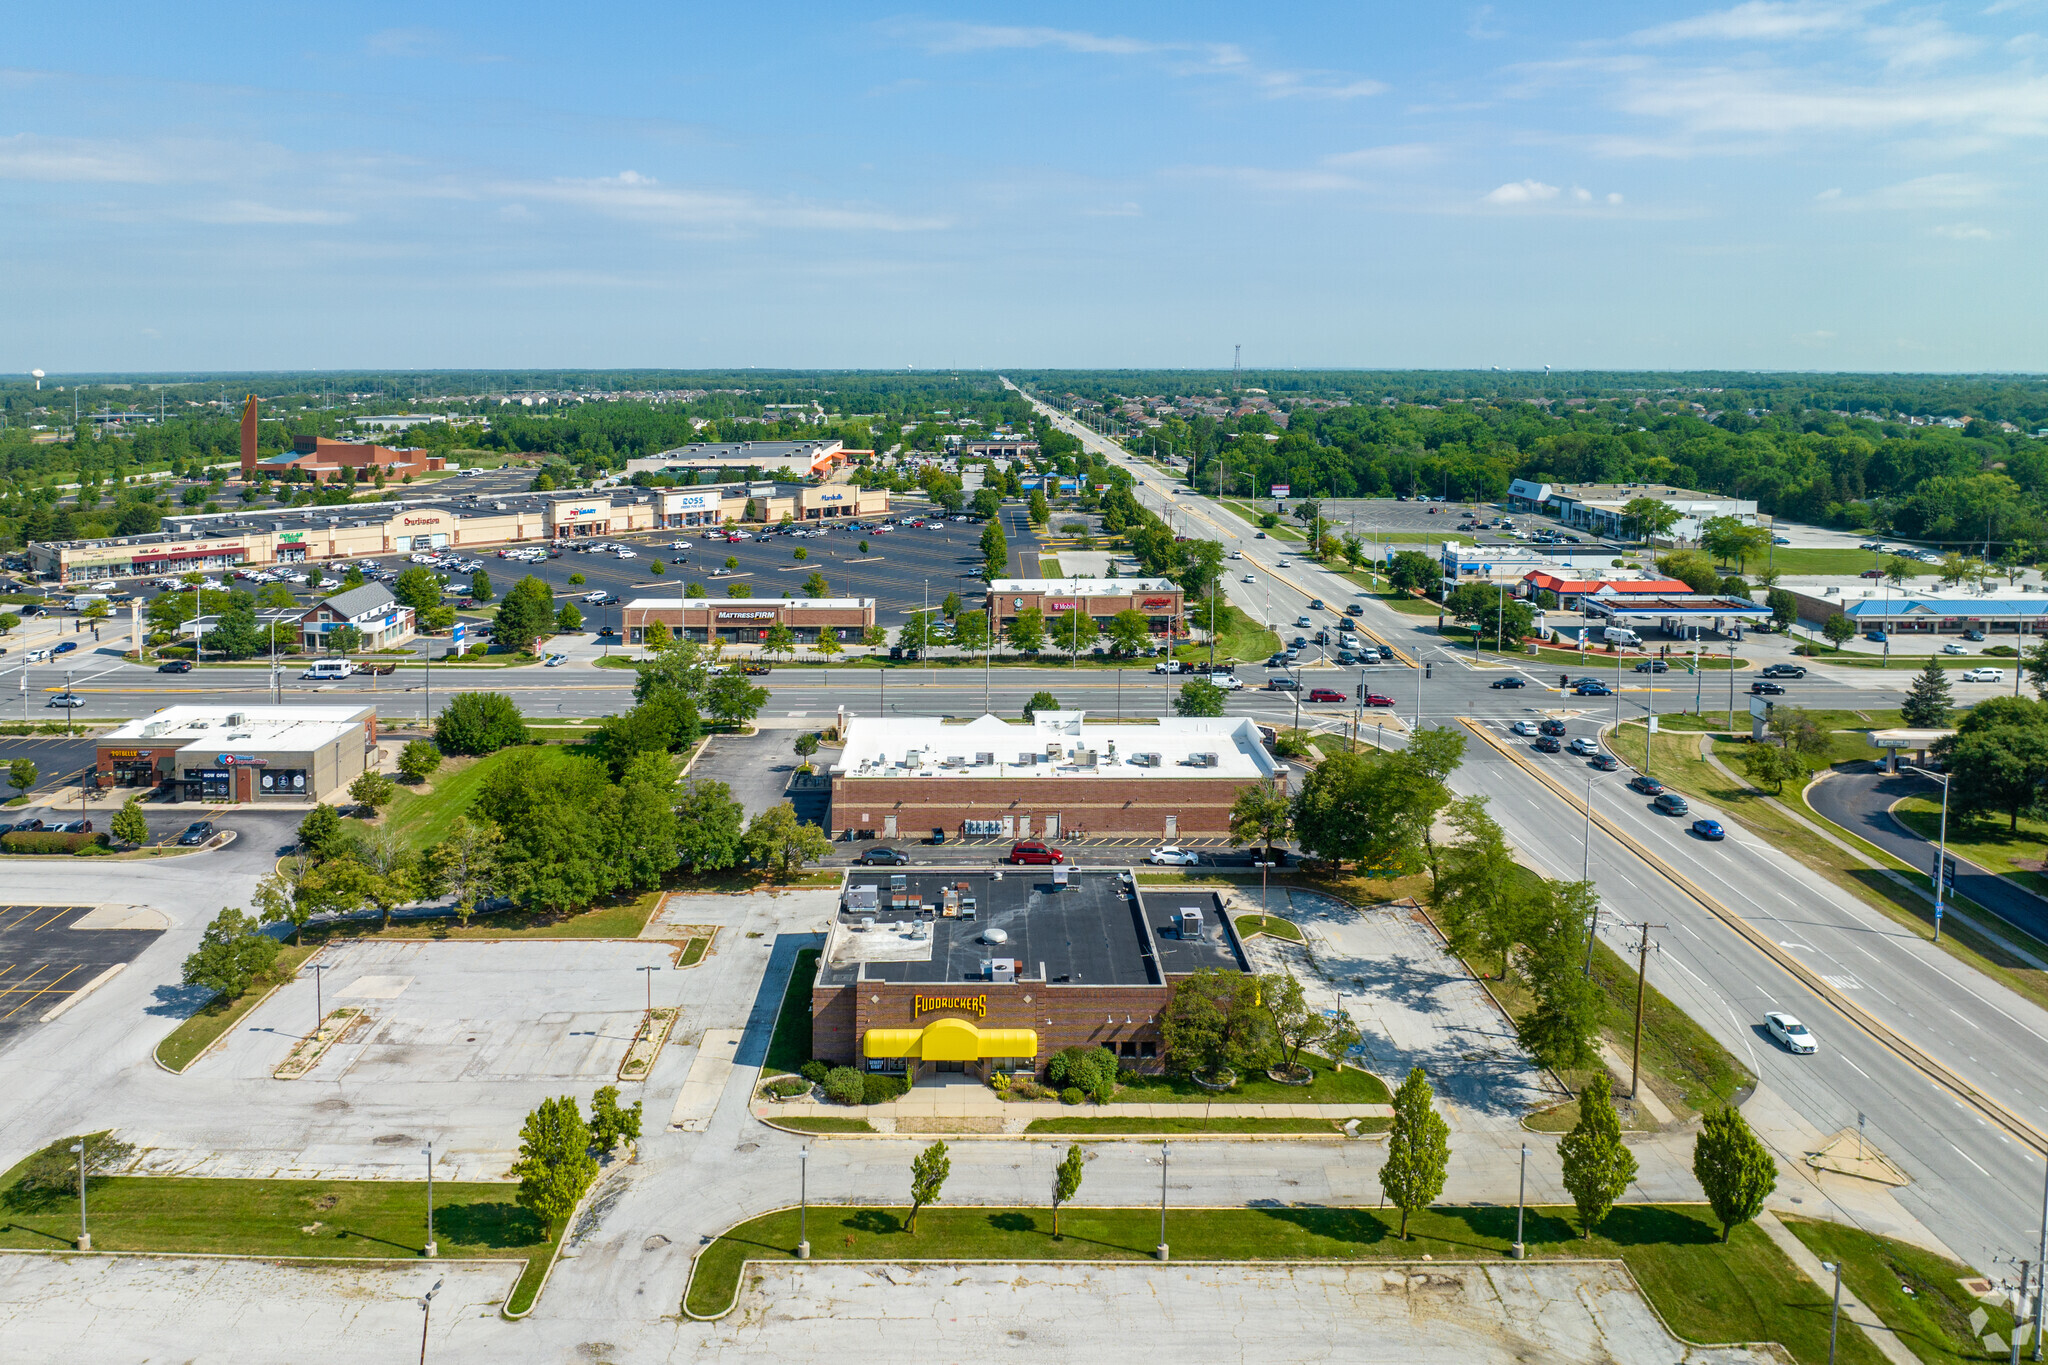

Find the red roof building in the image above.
[{"left": 1522, "top": 572, "right": 1693, "bottom": 608}]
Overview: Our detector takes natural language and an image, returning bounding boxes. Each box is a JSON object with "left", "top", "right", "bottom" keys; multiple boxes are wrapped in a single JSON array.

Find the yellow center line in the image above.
[{"left": 1, "top": 964, "right": 80, "bottom": 1020}]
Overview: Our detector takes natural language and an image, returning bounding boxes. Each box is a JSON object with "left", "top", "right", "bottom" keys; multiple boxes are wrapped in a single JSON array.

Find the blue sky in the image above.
[{"left": 4, "top": 2, "right": 2044, "bottom": 373}]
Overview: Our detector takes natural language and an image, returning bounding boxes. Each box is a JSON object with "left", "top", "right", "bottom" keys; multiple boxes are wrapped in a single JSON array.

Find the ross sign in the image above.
[
  {"left": 1270, "top": 484, "right": 1291, "bottom": 498},
  {"left": 913, "top": 994, "right": 988, "bottom": 1018},
  {"left": 216, "top": 754, "right": 268, "bottom": 767}
]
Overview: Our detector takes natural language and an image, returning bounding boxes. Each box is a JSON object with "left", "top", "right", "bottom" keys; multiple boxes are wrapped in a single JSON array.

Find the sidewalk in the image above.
[{"left": 1756, "top": 1210, "right": 1923, "bottom": 1365}]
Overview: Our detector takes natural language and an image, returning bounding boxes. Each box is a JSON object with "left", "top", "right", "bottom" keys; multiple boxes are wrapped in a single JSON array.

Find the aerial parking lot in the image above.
[{"left": 0, "top": 903, "right": 166, "bottom": 1047}]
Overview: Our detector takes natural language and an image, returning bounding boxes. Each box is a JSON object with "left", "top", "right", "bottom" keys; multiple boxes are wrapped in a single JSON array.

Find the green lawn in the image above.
[
  {"left": 1024, "top": 1116, "right": 1379, "bottom": 1136},
  {"left": 1217, "top": 499, "right": 1300, "bottom": 537},
  {"left": 1741, "top": 547, "right": 1933, "bottom": 578},
  {"left": 686, "top": 1202, "right": 1886, "bottom": 1362},
  {"left": 1807, "top": 649, "right": 2028, "bottom": 671},
  {"left": 1895, "top": 797, "right": 2048, "bottom": 898},
  {"left": 0, "top": 1166, "right": 560, "bottom": 1314},
  {"left": 1784, "top": 1215, "right": 2019, "bottom": 1364},
  {"left": 772, "top": 1116, "right": 876, "bottom": 1135},
  {"left": 764, "top": 948, "right": 820, "bottom": 1076},
  {"left": 1233, "top": 913, "right": 1304, "bottom": 942},
  {"left": 381, "top": 745, "right": 586, "bottom": 851},
  {"left": 310, "top": 890, "right": 662, "bottom": 943},
  {"left": 1112, "top": 1053, "right": 1390, "bottom": 1105},
  {"left": 1173, "top": 599, "right": 1280, "bottom": 663},
  {"left": 154, "top": 941, "right": 321, "bottom": 1072}
]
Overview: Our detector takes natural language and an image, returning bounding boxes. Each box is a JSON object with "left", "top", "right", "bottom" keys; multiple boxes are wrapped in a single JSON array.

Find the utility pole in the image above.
[{"left": 1626, "top": 922, "right": 1666, "bottom": 1100}]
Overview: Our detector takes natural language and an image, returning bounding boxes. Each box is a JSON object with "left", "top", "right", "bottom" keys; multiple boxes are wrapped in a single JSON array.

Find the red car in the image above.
[
  {"left": 1859, "top": 569, "right": 1885, "bottom": 579},
  {"left": 1306, "top": 688, "right": 1346, "bottom": 703},
  {"left": 1362, "top": 693, "right": 1396, "bottom": 707},
  {"left": 1008, "top": 841, "right": 1065, "bottom": 865}
]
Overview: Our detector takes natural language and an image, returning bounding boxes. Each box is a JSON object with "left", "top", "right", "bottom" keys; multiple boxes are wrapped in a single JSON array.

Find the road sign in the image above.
[{"left": 1932, "top": 854, "right": 1956, "bottom": 891}]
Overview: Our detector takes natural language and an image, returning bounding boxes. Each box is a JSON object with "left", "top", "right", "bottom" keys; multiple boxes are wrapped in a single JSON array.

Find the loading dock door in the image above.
[{"left": 883, "top": 815, "right": 897, "bottom": 838}]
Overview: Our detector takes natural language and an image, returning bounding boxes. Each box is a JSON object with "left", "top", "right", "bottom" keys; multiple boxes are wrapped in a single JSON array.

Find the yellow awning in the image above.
[{"left": 863, "top": 1019, "right": 1038, "bottom": 1061}]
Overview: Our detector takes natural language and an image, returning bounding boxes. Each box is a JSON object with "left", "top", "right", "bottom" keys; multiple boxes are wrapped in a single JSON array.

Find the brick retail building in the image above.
[
  {"left": 827, "top": 710, "right": 1283, "bottom": 843},
  {"left": 622, "top": 595, "right": 875, "bottom": 647},
  {"left": 984, "top": 577, "right": 1184, "bottom": 638},
  {"left": 809, "top": 870, "right": 1247, "bottom": 1081}
]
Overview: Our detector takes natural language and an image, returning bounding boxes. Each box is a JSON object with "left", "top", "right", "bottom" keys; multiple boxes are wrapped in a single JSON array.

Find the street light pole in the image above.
[
  {"left": 1822, "top": 1259, "right": 1843, "bottom": 1365},
  {"left": 1909, "top": 766, "right": 1951, "bottom": 942},
  {"left": 419, "top": 1276, "right": 444, "bottom": 1365},
  {"left": 2032, "top": 1157, "right": 2047, "bottom": 1359},
  {"left": 310, "top": 962, "right": 330, "bottom": 1037},
  {"left": 637, "top": 964, "right": 659, "bottom": 1021},
  {"left": 1581, "top": 779, "right": 1600, "bottom": 976}
]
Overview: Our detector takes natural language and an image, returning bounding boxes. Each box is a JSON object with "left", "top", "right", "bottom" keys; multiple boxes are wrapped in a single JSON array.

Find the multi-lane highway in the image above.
[{"left": 1012, "top": 379, "right": 2048, "bottom": 1276}]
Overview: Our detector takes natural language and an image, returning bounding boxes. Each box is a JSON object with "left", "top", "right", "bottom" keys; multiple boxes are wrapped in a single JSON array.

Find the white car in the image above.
[
  {"left": 1242, "top": 573, "right": 1257, "bottom": 584},
  {"left": 1962, "top": 667, "right": 2005, "bottom": 683},
  {"left": 581, "top": 590, "right": 608, "bottom": 603},
  {"left": 615, "top": 549, "right": 636, "bottom": 559},
  {"left": 1765, "top": 1011, "right": 1817, "bottom": 1054},
  {"left": 1509, "top": 720, "right": 1540, "bottom": 736},
  {"left": 1147, "top": 846, "right": 1200, "bottom": 866},
  {"left": 1213, "top": 674, "right": 1244, "bottom": 690},
  {"left": 544, "top": 653, "right": 567, "bottom": 667},
  {"left": 1941, "top": 643, "right": 1968, "bottom": 655}
]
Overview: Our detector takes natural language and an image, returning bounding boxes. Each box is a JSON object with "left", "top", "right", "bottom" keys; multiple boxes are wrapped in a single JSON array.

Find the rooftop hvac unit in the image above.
[
  {"left": 889, "top": 873, "right": 908, "bottom": 891},
  {"left": 942, "top": 755, "right": 967, "bottom": 768},
  {"left": 974, "top": 752, "right": 994, "bottom": 766},
  {"left": 1178, "top": 906, "right": 1204, "bottom": 939},
  {"left": 141, "top": 721, "right": 170, "bottom": 738},
  {"left": 1187, "top": 752, "right": 1218, "bottom": 768},
  {"left": 987, "top": 958, "right": 1017, "bottom": 983},
  {"left": 1071, "top": 749, "right": 1096, "bottom": 768},
  {"left": 1017, "top": 752, "right": 1037, "bottom": 766},
  {"left": 225, "top": 713, "right": 244, "bottom": 727},
  {"left": 1135, "top": 752, "right": 1162, "bottom": 768}
]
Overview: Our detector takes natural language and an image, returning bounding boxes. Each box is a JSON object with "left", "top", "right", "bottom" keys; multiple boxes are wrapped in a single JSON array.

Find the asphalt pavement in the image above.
[{"left": 1809, "top": 766, "right": 2048, "bottom": 943}]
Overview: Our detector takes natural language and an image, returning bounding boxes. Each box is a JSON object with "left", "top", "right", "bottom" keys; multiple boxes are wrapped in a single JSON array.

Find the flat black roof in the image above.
[{"left": 820, "top": 871, "right": 1244, "bottom": 988}]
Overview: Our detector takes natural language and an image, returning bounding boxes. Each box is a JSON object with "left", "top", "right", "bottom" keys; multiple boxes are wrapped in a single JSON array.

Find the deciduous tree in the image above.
[
  {"left": 180, "top": 907, "right": 281, "bottom": 1002},
  {"left": 1174, "top": 677, "right": 1226, "bottom": 717},
  {"left": 742, "top": 802, "right": 833, "bottom": 879},
  {"left": 1559, "top": 1073, "right": 1637, "bottom": 1239},
  {"left": 1693, "top": 1105, "right": 1776, "bottom": 1242},
  {"left": 908, "top": 1139, "right": 950, "bottom": 1233},
  {"left": 1380, "top": 1066, "right": 1450, "bottom": 1240},
  {"left": 1051, "top": 1144, "right": 1085, "bottom": 1238},
  {"left": 511, "top": 1095, "right": 598, "bottom": 1235}
]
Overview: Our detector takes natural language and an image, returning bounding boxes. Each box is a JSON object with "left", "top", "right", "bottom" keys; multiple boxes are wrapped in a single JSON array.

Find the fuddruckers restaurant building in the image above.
[{"left": 810, "top": 870, "right": 1250, "bottom": 1080}]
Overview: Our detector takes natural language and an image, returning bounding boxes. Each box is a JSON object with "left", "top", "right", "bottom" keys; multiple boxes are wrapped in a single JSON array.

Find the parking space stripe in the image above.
[
  {"left": 32, "top": 908, "right": 73, "bottom": 931},
  {"left": 1, "top": 964, "right": 82, "bottom": 1020},
  {"left": 2, "top": 907, "right": 45, "bottom": 931}
]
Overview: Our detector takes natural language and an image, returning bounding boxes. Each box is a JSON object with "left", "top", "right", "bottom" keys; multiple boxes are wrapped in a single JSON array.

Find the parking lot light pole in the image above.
[
  {"left": 1155, "top": 1143, "right": 1171, "bottom": 1261},
  {"left": 637, "top": 964, "right": 659, "bottom": 1020},
  {"left": 797, "top": 1148, "right": 810, "bottom": 1259},
  {"left": 1512, "top": 1144, "right": 1527, "bottom": 1259},
  {"left": 71, "top": 1141, "right": 88, "bottom": 1250},
  {"left": 421, "top": 1140, "right": 437, "bottom": 1256},
  {"left": 310, "top": 962, "right": 331, "bottom": 1037},
  {"left": 418, "top": 1276, "right": 444, "bottom": 1365},
  {"left": 1255, "top": 860, "right": 1273, "bottom": 915},
  {"left": 2032, "top": 1157, "right": 2047, "bottom": 1359}
]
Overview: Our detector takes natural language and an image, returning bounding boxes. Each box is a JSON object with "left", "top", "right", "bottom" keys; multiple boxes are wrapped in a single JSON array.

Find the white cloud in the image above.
[
  {"left": 1322, "top": 143, "right": 1440, "bottom": 168},
  {"left": 184, "top": 200, "right": 353, "bottom": 225},
  {"left": 1862, "top": 19, "right": 1984, "bottom": 68},
  {"left": 1607, "top": 192, "right": 1624, "bottom": 203},
  {"left": 1932, "top": 222, "right": 2000, "bottom": 238},
  {"left": 1468, "top": 5, "right": 1506, "bottom": 40},
  {"left": 510, "top": 170, "right": 948, "bottom": 234},
  {"left": 903, "top": 22, "right": 1383, "bottom": 102},
  {"left": 1821, "top": 172, "right": 1999, "bottom": 209},
  {"left": 366, "top": 27, "right": 441, "bottom": 58},
  {"left": 1484, "top": 179, "right": 1561, "bottom": 204},
  {"left": 1632, "top": 1, "right": 1871, "bottom": 45},
  {"left": 1616, "top": 69, "right": 2048, "bottom": 137},
  {"left": 916, "top": 24, "right": 1166, "bottom": 56}
]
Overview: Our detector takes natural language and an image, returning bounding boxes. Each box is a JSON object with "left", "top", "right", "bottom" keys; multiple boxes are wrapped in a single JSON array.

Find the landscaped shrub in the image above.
[
  {"left": 764, "top": 1076, "right": 810, "bottom": 1099},
  {"left": 435, "top": 691, "right": 528, "bottom": 755},
  {"left": 800, "top": 1060, "right": 828, "bottom": 1083},
  {"left": 862, "top": 1074, "right": 908, "bottom": 1105},
  {"left": 1047, "top": 1045, "right": 1118, "bottom": 1096},
  {"left": 1059, "top": 1086, "right": 1085, "bottom": 1105},
  {"left": 1, "top": 830, "right": 107, "bottom": 855},
  {"left": 823, "top": 1066, "right": 866, "bottom": 1106}
]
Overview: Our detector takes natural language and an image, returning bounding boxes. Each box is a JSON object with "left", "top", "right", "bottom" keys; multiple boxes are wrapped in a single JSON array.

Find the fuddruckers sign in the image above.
[{"left": 913, "top": 994, "right": 987, "bottom": 1018}]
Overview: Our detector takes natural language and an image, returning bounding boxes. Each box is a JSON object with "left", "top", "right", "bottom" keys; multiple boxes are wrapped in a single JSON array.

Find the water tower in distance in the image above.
[{"left": 30, "top": 369, "right": 44, "bottom": 391}]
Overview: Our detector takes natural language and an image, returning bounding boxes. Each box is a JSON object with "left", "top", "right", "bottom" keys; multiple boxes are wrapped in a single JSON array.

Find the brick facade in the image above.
[{"left": 828, "top": 774, "right": 1272, "bottom": 840}]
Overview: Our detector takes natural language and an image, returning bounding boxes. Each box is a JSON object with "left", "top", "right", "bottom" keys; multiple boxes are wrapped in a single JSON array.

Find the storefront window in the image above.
[
  {"left": 183, "top": 768, "right": 231, "bottom": 801},
  {"left": 257, "top": 768, "right": 308, "bottom": 796}
]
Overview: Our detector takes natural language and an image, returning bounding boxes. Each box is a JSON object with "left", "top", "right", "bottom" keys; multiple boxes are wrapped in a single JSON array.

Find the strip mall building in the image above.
[
  {"left": 983, "top": 578, "right": 1184, "bottom": 638},
  {"left": 622, "top": 596, "right": 875, "bottom": 646},
  {"left": 94, "top": 704, "right": 378, "bottom": 802},
  {"left": 827, "top": 710, "right": 1284, "bottom": 843},
  {"left": 30, "top": 479, "right": 892, "bottom": 583},
  {"left": 809, "top": 870, "right": 1250, "bottom": 1080}
]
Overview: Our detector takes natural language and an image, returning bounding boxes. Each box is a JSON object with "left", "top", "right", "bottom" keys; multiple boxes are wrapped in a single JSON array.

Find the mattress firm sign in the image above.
[{"left": 712, "top": 609, "right": 778, "bottom": 622}]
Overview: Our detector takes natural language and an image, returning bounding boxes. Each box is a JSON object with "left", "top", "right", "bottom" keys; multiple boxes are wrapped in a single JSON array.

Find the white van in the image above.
[
  {"left": 66, "top": 594, "right": 112, "bottom": 612},
  {"left": 301, "top": 658, "right": 355, "bottom": 680},
  {"left": 1602, "top": 626, "right": 1643, "bottom": 647}
]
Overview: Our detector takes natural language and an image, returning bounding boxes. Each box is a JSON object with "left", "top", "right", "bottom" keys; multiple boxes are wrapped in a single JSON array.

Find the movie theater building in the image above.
[
  {"left": 808, "top": 870, "right": 1249, "bottom": 1079},
  {"left": 827, "top": 710, "right": 1284, "bottom": 843},
  {"left": 621, "top": 596, "right": 876, "bottom": 647},
  {"left": 983, "top": 578, "right": 1184, "bottom": 637},
  {"left": 94, "top": 704, "right": 378, "bottom": 803}
]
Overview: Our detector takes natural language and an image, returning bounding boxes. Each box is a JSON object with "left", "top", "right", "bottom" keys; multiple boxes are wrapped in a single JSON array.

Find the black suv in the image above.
[
  {"left": 1633, "top": 659, "right": 1668, "bottom": 673},
  {"left": 1538, "top": 719, "right": 1568, "bottom": 736},
  {"left": 1533, "top": 735, "right": 1562, "bottom": 753},
  {"left": 1760, "top": 664, "right": 1807, "bottom": 679},
  {"left": 1749, "top": 681, "right": 1786, "bottom": 695},
  {"left": 857, "top": 846, "right": 910, "bottom": 866}
]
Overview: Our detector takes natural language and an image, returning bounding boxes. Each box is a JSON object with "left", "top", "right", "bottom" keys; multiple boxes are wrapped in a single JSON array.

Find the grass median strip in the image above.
[
  {"left": 684, "top": 1201, "right": 1887, "bottom": 1360},
  {"left": 0, "top": 1167, "right": 560, "bottom": 1313},
  {"left": 1233, "top": 913, "right": 1304, "bottom": 942},
  {"left": 764, "top": 947, "right": 820, "bottom": 1077},
  {"left": 1023, "top": 1116, "right": 1383, "bottom": 1136},
  {"left": 1784, "top": 1214, "right": 2020, "bottom": 1364},
  {"left": 153, "top": 941, "right": 320, "bottom": 1073}
]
